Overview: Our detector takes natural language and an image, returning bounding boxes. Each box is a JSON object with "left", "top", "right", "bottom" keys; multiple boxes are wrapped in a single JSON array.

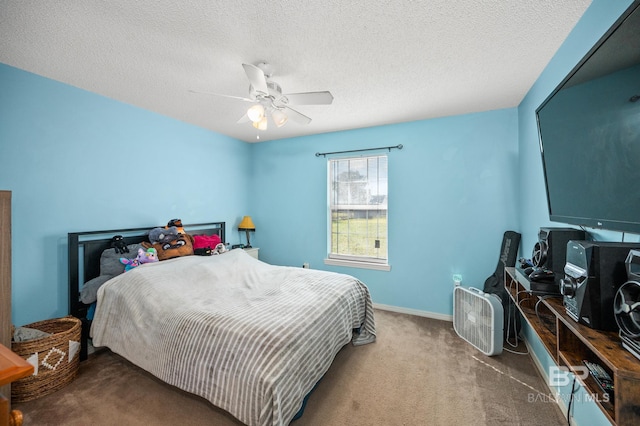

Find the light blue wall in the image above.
[
  {"left": 250, "top": 109, "right": 519, "bottom": 315},
  {"left": 1, "top": 62, "right": 519, "bottom": 325},
  {"left": 0, "top": 64, "right": 252, "bottom": 326}
]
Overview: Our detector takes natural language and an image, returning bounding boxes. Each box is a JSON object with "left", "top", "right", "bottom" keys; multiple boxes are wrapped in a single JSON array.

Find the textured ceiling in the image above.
[{"left": 0, "top": 0, "right": 591, "bottom": 142}]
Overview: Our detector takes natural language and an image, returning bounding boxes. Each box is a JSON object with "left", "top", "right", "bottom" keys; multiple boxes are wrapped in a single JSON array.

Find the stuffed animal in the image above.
[
  {"left": 110, "top": 235, "right": 129, "bottom": 254},
  {"left": 193, "top": 234, "right": 222, "bottom": 250},
  {"left": 120, "top": 257, "right": 140, "bottom": 272},
  {"left": 194, "top": 247, "right": 212, "bottom": 256},
  {"left": 167, "top": 219, "right": 185, "bottom": 234},
  {"left": 212, "top": 243, "right": 227, "bottom": 255},
  {"left": 149, "top": 226, "right": 179, "bottom": 244},
  {"left": 143, "top": 233, "right": 194, "bottom": 261},
  {"left": 138, "top": 247, "right": 158, "bottom": 264},
  {"left": 120, "top": 247, "right": 159, "bottom": 272},
  {"left": 193, "top": 234, "right": 224, "bottom": 256}
]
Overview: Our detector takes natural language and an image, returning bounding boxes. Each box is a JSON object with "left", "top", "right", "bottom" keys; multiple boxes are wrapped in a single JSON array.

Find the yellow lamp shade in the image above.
[{"left": 238, "top": 216, "right": 256, "bottom": 230}]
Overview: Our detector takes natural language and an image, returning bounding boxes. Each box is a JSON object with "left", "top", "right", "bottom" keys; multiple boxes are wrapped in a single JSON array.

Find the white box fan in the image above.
[{"left": 453, "top": 286, "right": 504, "bottom": 356}]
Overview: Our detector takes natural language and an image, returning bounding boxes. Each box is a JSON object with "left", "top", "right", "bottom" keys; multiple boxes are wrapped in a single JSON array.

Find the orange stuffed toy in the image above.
[
  {"left": 166, "top": 219, "right": 185, "bottom": 234},
  {"left": 143, "top": 232, "right": 194, "bottom": 261}
]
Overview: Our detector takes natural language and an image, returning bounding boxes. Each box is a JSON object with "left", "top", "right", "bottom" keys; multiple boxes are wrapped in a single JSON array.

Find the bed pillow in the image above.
[
  {"left": 193, "top": 234, "right": 222, "bottom": 250},
  {"left": 80, "top": 243, "right": 143, "bottom": 304},
  {"left": 142, "top": 233, "right": 194, "bottom": 261}
]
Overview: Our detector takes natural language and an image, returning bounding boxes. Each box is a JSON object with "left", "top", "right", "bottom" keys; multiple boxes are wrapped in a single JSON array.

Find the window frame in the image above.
[{"left": 324, "top": 154, "right": 391, "bottom": 271}]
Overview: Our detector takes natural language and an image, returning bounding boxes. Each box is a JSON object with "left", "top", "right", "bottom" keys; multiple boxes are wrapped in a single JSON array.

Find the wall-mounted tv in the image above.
[{"left": 536, "top": 0, "right": 640, "bottom": 234}]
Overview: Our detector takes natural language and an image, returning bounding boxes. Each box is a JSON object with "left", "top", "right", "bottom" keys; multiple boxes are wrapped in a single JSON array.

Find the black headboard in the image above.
[{"left": 68, "top": 222, "right": 225, "bottom": 360}]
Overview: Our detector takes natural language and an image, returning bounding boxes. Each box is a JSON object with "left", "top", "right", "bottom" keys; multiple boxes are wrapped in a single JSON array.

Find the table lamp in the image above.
[{"left": 238, "top": 216, "right": 256, "bottom": 248}]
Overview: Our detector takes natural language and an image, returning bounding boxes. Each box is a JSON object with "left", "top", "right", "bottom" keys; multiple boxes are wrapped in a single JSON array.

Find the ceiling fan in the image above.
[{"left": 190, "top": 62, "right": 333, "bottom": 132}]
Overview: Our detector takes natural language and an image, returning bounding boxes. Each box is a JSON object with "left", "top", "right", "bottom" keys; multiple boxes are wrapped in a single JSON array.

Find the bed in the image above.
[{"left": 68, "top": 222, "right": 376, "bottom": 426}]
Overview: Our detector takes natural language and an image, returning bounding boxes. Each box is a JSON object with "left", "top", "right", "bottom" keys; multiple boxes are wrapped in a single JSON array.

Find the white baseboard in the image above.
[{"left": 373, "top": 303, "right": 453, "bottom": 322}]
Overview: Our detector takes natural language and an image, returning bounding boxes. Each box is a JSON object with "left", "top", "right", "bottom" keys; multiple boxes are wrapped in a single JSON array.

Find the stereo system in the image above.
[
  {"left": 614, "top": 250, "right": 640, "bottom": 360},
  {"left": 532, "top": 227, "right": 586, "bottom": 277},
  {"left": 561, "top": 241, "right": 640, "bottom": 331}
]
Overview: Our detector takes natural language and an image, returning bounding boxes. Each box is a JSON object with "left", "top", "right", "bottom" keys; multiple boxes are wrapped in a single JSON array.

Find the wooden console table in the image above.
[
  {"left": 505, "top": 267, "right": 640, "bottom": 426},
  {"left": 0, "top": 344, "right": 33, "bottom": 426}
]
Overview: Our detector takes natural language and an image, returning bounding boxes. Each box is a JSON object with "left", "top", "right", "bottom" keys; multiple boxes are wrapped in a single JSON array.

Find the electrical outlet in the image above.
[
  {"left": 303, "top": 262, "right": 310, "bottom": 269},
  {"left": 452, "top": 274, "right": 462, "bottom": 287}
]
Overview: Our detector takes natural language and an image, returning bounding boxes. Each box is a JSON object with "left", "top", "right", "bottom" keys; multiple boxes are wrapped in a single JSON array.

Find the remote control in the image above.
[{"left": 583, "top": 360, "right": 614, "bottom": 399}]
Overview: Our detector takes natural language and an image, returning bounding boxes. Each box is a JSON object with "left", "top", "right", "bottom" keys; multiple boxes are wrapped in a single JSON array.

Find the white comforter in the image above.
[{"left": 91, "top": 249, "right": 376, "bottom": 426}]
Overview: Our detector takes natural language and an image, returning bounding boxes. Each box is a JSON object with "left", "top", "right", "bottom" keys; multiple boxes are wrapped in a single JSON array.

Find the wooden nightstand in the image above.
[
  {"left": 0, "top": 343, "right": 34, "bottom": 426},
  {"left": 243, "top": 247, "right": 259, "bottom": 260}
]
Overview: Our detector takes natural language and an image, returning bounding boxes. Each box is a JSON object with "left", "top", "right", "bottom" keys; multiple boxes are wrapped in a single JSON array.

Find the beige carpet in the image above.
[{"left": 13, "top": 309, "right": 566, "bottom": 425}]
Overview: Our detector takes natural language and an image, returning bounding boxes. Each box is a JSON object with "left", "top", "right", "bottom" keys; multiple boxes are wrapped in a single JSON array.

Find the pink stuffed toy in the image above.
[{"left": 193, "top": 234, "right": 222, "bottom": 250}]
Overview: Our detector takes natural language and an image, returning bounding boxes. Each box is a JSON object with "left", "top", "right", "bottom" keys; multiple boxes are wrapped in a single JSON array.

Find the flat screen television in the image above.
[{"left": 536, "top": 0, "right": 640, "bottom": 234}]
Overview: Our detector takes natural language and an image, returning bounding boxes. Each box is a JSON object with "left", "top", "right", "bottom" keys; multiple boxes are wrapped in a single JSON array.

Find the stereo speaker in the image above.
[
  {"left": 561, "top": 241, "right": 640, "bottom": 331},
  {"left": 532, "top": 227, "right": 586, "bottom": 276},
  {"left": 614, "top": 250, "right": 640, "bottom": 360}
]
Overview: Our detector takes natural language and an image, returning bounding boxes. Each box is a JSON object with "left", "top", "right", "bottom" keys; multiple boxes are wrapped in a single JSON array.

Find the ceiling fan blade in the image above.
[
  {"left": 189, "top": 89, "right": 253, "bottom": 102},
  {"left": 242, "top": 64, "right": 269, "bottom": 95},
  {"left": 237, "top": 113, "right": 250, "bottom": 124},
  {"left": 284, "top": 91, "right": 334, "bottom": 105},
  {"left": 284, "top": 106, "right": 312, "bottom": 125}
]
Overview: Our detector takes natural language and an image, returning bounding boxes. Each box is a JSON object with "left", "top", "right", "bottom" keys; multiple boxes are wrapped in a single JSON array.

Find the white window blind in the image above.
[{"left": 328, "top": 155, "right": 388, "bottom": 265}]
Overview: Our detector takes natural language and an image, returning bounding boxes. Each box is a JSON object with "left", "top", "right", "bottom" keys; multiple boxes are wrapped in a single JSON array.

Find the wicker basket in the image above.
[{"left": 11, "top": 316, "right": 82, "bottom": 402}]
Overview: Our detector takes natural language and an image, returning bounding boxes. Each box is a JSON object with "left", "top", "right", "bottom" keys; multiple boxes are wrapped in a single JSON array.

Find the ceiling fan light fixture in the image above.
[
  {"left": 252, "top": 116, "right": 268, "bottom": 131},
  {"left": 271, "top": 109, "right": 288, "bottom": 127},
  {"left": 192, "top": 62, "right": 332, "bottom": 134},
  {"left": 247, "top": 104, "right": 265, "bottom": 123}
]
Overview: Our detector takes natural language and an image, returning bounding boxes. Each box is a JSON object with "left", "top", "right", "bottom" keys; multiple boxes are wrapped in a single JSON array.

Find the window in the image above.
[{"left": 326, "top": 155, "right": 389, "bottom": 270}]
